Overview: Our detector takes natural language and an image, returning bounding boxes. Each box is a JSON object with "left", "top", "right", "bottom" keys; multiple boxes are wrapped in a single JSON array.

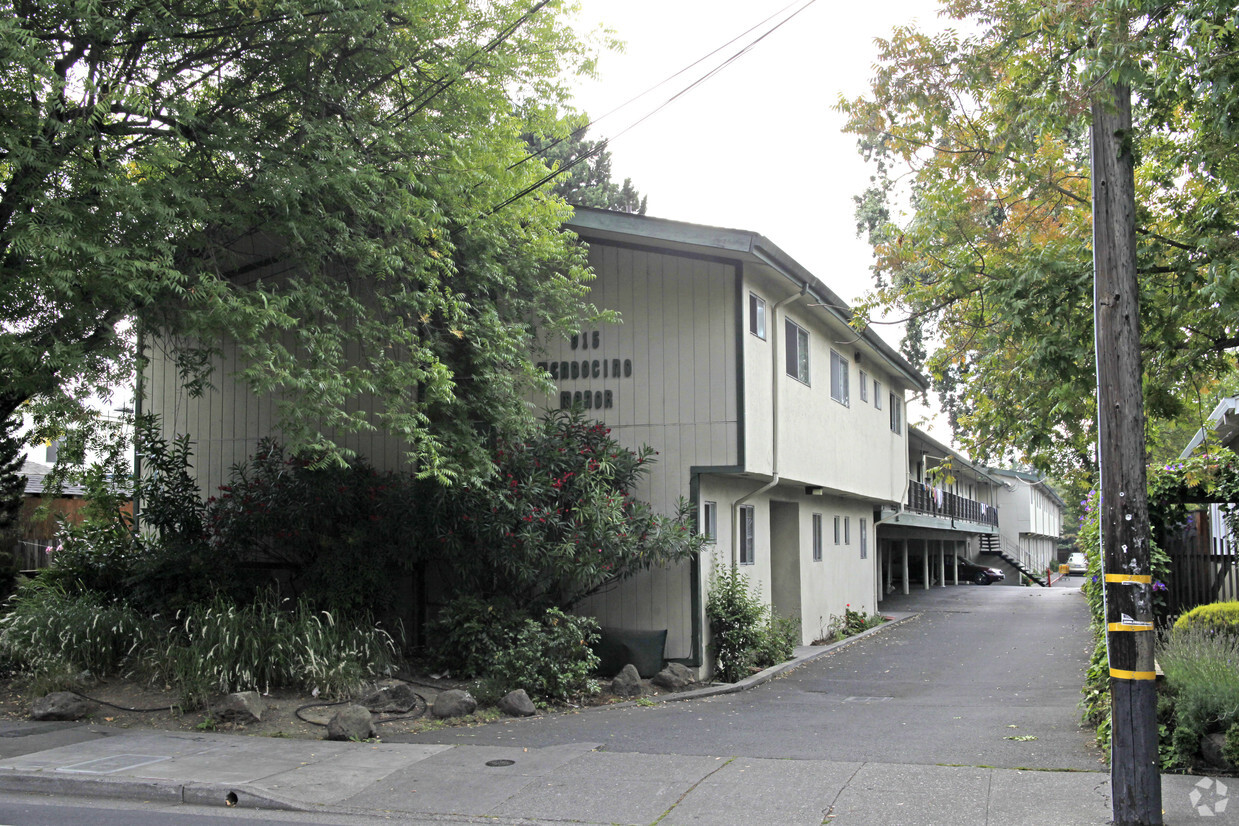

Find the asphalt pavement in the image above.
[{"left": 0, "top": 579, "right": 1231, "bottom": 825}]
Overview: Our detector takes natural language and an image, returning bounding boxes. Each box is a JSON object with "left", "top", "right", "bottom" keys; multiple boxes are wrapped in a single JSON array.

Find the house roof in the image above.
[
  {"left": 566, "top": 208, "right": 930, "bottom": 393},
  {"left": 1179, "top": 396, "right": 1239, "bottom": 459},
  {"left": 19, "top": 460, "right": 87, "bottom": 497},
  {"left": 985, "top": 467, "right": 1066, "bottom": 508}
]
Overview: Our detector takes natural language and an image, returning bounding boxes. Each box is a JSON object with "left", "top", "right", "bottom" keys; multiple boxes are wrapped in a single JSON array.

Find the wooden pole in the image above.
[{"left": 1092, "top": 81, "right": 1161, "bottom": 826}]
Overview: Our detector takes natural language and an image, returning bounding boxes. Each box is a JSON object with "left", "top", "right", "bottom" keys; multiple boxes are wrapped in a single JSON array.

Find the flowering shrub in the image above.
[{"left": 426, "top": 409, "right": 706, "bottom": 610}]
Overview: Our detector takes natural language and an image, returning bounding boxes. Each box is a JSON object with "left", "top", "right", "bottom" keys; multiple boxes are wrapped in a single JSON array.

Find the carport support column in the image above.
[
  {"left": 937, "top": 540, "right": 946, "bottom": 588},
  {"left": 922, "top": 539, "right": 930, "bottom": 590},
  {"left": 952, "top": 541, "right": 959, "bottom": 585},
  {"left": 901, "top": 539, "right": 909, "bottom": 596}
]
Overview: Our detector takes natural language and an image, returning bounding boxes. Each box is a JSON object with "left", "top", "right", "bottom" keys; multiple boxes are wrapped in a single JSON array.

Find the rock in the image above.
[
  {"left": 358, "top": 683, "right": 421, "bottom": 714},
  {"left": 31, "top": 691, "right": 95, "bottom": 721},
  {"left": 325, "top": 704, "right": 375, "bottom": 741},
  {"left": 498, "top": 689, "right": 537, "bottom": 717},
  {"left": 432, "top": 688, "right": 477, "bottom": 719},
  {"left": 210, "top": 691, "right": 266, "bottom": 724},
  {"left": 611, "top": 663, "right": 644, "bottom": 698},
  {"left": 652, "top": 663, "right": 695, "bottom": 690},
  {"left": 1202, "top": 732, "right": 1232, "bottom": 769}
]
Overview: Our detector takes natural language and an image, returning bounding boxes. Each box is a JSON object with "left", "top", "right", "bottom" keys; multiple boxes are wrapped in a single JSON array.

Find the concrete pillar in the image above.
[
  {"left": 937, "top": 539, "right": 946, "bottom": 588},
  {"left": 901, "top": 539, "right": 909, "bottom": 596},
  {"left": 922, "top": 539, "right": 930, "bottom": 590},
  {"left": 952, "top": 540, "right": 960, "bottom": 585}
]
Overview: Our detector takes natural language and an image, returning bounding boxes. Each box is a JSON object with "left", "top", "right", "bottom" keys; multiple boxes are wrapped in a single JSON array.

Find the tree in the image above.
[
  {"left": 1, "top": 0, "right": 603, "bottom": 483},
  {"left": 526, "top": 116, "right": 648, "bottom": 213},
  {"left": 0, "top": 414, "right": 24, "bottom": 538},
  {"left": 838, "top": 0, "right": 1239, "bottom": 479}
]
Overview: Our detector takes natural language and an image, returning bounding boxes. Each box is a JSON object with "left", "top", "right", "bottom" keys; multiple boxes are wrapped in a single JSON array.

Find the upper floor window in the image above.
[
  {"left": 702, "top": 501, "right": 717, "bottom": 543},
  {"left": 786, "top": 319, "right": 810, "bottom": 384},
  {"left": 890, "top": 394, "right": 902, "bottom": 434},
  {"left": 830, "top": 350, "right": 849, "bottom": 405},
  {"left": 874, "top": 380, "right": 883, "bottom": 409},
  {"left": 749, "top": 294, "right": 766, "bottom": 340},
  {"left": 859, "top": 370, "right": 869, "bottom": 402}
]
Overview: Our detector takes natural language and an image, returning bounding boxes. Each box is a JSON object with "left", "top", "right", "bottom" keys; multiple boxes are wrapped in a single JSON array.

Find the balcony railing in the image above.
[{"left": 907, "top": 480, "right": 999, "bottom": 528}]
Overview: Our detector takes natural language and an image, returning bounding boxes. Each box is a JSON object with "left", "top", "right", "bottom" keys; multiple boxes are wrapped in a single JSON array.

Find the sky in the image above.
[{"left": 565, "top": 0, "right": 953, "bottom": 431}]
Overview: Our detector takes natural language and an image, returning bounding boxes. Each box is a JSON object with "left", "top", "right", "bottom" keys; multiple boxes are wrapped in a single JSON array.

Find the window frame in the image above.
[
  {"left": 812, "top": 513, "right": 823, "bottom": 562},
  {"left": 833, "top": 515, "right": 841, "bottom": 545},
  {"left": 749, "top": 293, "right": 767, "bottom": 340},
  {"left": 785, "top": 318, "right": 810, "bottom": 384},
  {"left": 739, "top": 505, "right": 756, "bottom": 565},
  {"left": 859, "top": 370, "right": 869, "bottom": 402},
  {"left": 890, "top": 393, "right": 902, "bottom": 434},
  {"left": 874, "top": 379, "right": 882, "bottom": 409},
  {"left": 830, "top": 349, "right": 849, "bottom": 406},
  {"left": 844, "top": 516, "right": 851, "bottom": 546},
  {"left": 860, "top": 517, "right": 868, "bottom": 559},
  {"left": 702, "top": 501, "right": 717, "bottom": 543}
]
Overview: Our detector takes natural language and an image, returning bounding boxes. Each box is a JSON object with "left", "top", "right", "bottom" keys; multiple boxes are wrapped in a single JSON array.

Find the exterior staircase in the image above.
[{"left": 979, "top": 534, "right": 1048, "bottom": 586}]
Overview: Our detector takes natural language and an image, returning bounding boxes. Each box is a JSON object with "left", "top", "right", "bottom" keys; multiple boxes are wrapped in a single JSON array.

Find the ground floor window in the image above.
[
  {"left": 740, "top": 505, "right": 755, "bottom": 565},
  {"left": 702, "top": 501, "right": 717, "bottom": 543},
  {"left": 859, "top": 518, "right": 868, "bottom": 559}
]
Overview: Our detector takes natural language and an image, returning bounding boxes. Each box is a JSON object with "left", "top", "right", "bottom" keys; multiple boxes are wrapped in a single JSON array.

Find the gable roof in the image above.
[
  {"left": 18, "top": 460, "right": 87, "bottom": 497},
  {"left": 1180, "top": 396, "right": 1239, "bottom": 459},
  {"left": 566, "top": 207, "right": 930, "bottom": 393}
]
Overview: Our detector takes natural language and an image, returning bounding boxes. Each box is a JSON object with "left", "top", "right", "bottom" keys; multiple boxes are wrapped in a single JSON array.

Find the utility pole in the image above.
[{"left": 1092, "top": 81, "right": 1162, "bottom": 825}]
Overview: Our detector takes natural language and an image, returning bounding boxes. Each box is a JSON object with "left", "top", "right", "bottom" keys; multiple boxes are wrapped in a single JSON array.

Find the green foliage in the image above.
[
  {"left": 483, "top": 608, "right": 601, "bottom": 704},
  {"left": 526, "top": 115, "right": 649, "bottom": 214},
  {"left": 427, "top": 410, "right": 706, "bottom": 610},
  {"left": 0, "top": 582, "right": 151, "bottom": 680},
  {"left": 1, "top": 0, "right": 604, "bottom": 484},
  {"left": 705, "top": 563, "right": 800, "bottom": 682},
  {"left": 204, "top": 439, "right": 421, "bottom": 616},
  {"left": 1158, "top": 627, "right": 1239, "bottom": 769},
  {"left": 1173, "top": 601, "right": 1239, "bottom": 637},
  {"left": 0, "top": 414, "right": 22, "bottom": 536},
  {"left": 706, "top": 564, "right": 767, "bottom": 683},
  {"left": 838, "top": 0, "right": 1239, "bottom": 478},
  {"left": 818, "top": 605, "right": 886, "bottom": 644},
  {"left": 427, "top": 596, "right": 527, "bottom": 679},
  {"left": 1223, "top": 722, "right": 1239, "bottom": 770},
  {"left": 149, "top": 597, "right": 396, "bottom": 710}
]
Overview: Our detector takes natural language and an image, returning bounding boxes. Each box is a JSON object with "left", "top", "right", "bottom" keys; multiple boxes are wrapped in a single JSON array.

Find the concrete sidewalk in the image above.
[{"left": 0, "top": 608, "right": 1227, "bottom": 825}]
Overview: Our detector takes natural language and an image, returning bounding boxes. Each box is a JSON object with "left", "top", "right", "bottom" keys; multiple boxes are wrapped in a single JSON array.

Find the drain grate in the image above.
[{"left": 485, "top": 759, "right": 516, "bottom": 767}]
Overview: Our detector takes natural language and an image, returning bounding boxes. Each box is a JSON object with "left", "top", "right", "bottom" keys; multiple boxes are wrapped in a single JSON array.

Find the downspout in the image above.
[{"left": 730, "top": 284, "right": 807, "bottom": 565}]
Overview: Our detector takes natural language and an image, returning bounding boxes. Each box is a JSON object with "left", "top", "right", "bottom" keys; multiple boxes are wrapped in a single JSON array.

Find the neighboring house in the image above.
[
  {"left": 876, "top": 426, "right": 1002, "bottom": 593},
  {"left": 984, "top": 468, "right": 1064, "bottom": 582},
  {"left": 1180, "top": 395, "right": 1239, "bottom": 556},
  {"left": 148, "top": 207, "right": 940, "bottom": 671},
  {"left": 11, "top": 459, "right": 88, "bottom": 571}
]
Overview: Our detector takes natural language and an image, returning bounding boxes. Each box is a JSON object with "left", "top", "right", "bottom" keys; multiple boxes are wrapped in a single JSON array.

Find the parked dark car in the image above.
[{"left": 951, "top": 556, "right": 1006, "bottom": 585}]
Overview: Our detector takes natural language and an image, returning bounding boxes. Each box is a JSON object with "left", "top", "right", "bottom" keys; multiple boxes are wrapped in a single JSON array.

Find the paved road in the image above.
[{"left": 393, "top": 584, "right": 1102, "bottom": 771}]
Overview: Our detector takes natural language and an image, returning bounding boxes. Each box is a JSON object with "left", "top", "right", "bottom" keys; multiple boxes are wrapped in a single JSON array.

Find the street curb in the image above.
[
  {"left": 0, "top": 770, "right": 313, "bottom": 812},
  {"left": 593, "top": 611, "right": 920, "bottom": 710}
]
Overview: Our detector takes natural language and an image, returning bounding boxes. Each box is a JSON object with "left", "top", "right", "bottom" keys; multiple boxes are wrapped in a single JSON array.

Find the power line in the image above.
[{"left": 492, "top": 0, "right": 824, "bottom": 214}]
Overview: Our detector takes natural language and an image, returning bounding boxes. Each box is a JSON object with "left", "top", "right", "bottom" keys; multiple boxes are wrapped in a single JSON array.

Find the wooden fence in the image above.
[{"left": 1163, "top": 510, "right": 1239, "bottom": 616}]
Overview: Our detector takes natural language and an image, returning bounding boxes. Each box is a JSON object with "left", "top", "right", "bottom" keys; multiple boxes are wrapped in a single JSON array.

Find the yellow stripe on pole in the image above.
[
  {"left": 1107, "top": 622, "right": 1154, "bottom": 632},
  {"left": 1110, "top": 668, "right": 1158, "bottom": 681},
  {"left": 1103, "top": 574, "right": 1152, "bottom": 584}
]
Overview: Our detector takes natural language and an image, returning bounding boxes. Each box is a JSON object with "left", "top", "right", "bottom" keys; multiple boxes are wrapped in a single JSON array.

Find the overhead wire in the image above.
[{"left": 490, "top": 0, "right": 824, "bottom": 214}]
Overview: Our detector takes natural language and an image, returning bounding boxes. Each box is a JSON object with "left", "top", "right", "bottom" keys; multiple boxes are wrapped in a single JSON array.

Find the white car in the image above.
[{"left": 1066, "top": 552, "right": 1088, "bottom": 576}]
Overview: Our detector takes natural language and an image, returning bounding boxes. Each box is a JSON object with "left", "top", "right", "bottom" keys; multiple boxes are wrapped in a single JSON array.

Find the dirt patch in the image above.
[{"left": 0, "top": 671, "right": 707, "bottom": 741}]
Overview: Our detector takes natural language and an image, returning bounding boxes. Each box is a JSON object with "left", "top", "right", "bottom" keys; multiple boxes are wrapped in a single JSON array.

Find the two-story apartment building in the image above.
[
  {"left": 876, "top": 426, "right": 1002, "bottom": 595},
  {"left": 146, "top": 208, "right": 931, "bottom": 671},
  {"left": 984, "top": 468, "right": 1064, "bottom": 581}
]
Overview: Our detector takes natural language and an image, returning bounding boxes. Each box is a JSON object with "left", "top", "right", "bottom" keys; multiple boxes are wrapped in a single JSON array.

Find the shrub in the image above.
[
  {"left": 1173, "top": 601, "right": 1239, "bottom": 637},
  {"left": 0, "top": 582, "right": 151, "bottom": 680},
  {"left": 753, "top": 614, "right": 801, "bottom": 669},
  {"left": 426, "top": 409, "right": 706, "bottom": 611},
  {"left": 427, "top": 596, "right": 525, "bottom": 678},
  {"left": 1158, "top": 627, "right": 1239, "bottom": 768},
  {"left": 706, "top": 564, "right": 766, "bottom": 683},
  {"left": 484, "top": 608, "right": 601, "bottom": 703}
]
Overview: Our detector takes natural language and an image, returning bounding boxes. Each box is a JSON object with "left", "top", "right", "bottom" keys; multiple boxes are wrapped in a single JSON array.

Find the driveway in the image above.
[{"left": 396, "top": 584, "right": 1102, "bottom": 771}]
